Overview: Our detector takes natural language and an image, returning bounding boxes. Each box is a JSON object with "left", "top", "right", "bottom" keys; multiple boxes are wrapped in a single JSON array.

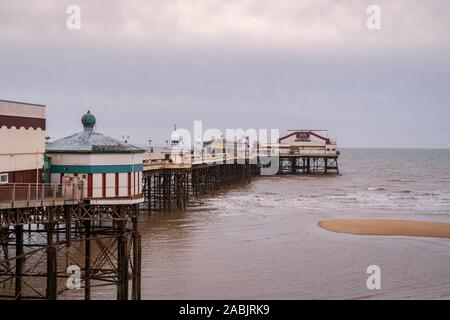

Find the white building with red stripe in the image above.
[{"left": 46, "top": 111, "right": 145, "bottom": 205}]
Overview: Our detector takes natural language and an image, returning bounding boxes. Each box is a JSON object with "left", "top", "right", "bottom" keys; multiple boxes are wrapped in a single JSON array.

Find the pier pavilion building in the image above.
[{"left": 46, "top": 111, "right": 145, "bottom": 204}]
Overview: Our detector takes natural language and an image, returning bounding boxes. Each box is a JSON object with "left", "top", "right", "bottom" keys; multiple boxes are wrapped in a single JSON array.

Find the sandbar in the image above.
[{"left": 319, "top": 219, "right": 450, "bottom": 239}]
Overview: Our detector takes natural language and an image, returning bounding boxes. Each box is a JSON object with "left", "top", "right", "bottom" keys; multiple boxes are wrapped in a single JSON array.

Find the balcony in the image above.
[{"left": 0, "top": 183, "right": 83, "bottom": 209}]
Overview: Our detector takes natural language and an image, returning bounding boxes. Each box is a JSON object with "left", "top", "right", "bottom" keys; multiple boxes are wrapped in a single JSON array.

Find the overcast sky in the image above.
[{"left": 1, "top": 0, "right": 449, "bottom": 147}]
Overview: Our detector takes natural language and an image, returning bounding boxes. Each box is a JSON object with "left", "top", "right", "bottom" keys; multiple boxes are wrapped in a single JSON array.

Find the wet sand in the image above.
[{"left": 319, "top": 219, "right": 450, "bottom": 239}]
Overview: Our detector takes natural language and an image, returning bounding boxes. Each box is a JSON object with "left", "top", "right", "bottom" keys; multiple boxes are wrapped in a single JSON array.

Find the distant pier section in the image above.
[
  {"left": 141, "top": 129, "right": 340, "bottom": 212},
  {"left": 275, "top": 130, "right": 340, "bottom": 174},
  {"left": 143, "top": 129, "right": 340, "bottom": 175}
]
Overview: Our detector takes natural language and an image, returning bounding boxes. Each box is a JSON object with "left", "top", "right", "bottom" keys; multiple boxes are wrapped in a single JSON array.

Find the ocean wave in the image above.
[
  {"left": 203, "top": 184, "right": 450, "bottom": 215},
  {"left": 395, "top": 196, "right": 418, "bottom": 200}
]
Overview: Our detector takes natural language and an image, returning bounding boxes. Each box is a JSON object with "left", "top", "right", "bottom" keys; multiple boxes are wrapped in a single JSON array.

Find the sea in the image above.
[{"left": 138, "top": 148, "right": 450, "bottom": 299}]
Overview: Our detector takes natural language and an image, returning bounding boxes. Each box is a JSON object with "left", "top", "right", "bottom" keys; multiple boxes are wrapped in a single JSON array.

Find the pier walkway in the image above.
[{"left": 0, "top": 182, "right": 82, "bottom": 210}]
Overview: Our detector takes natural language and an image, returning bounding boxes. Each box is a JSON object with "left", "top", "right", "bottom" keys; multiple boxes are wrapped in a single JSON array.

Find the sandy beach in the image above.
[{"left": 319, "top": 219, "right": 450, "bottom": 239}]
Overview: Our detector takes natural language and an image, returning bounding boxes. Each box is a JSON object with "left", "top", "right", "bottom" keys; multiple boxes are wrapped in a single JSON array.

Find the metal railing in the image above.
[
  {"left": 0, "top": 182, "right": 83, "bottom": 206},
  {"left": 278, "top": 148, "right": 339, "bottom": 156},
  {"left": 144, "top": 146, "right": 340, "bottom": 167}
]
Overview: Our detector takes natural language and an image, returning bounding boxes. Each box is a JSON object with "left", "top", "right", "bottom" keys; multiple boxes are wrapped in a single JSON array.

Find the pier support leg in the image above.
[
  {"left": 65, "top": 206, "right": 71, "bottom": 247},
  {"left": 132, "top": 216, "right": 141, "bottom": 300},
  {"left": 84, "top": 220, "right": 91, "bottom": 300},
  {"left": 0, "top": 228, "right": 9, "bottom": 272},
  {"left": 117, "top": 207, "right": 129, "bottom": 300},
  {"left": 14, "top": 225, "right": 24, "bottom": 300},
  {"left": 46, "top": 221, "right": 57, "bottom": 300}
]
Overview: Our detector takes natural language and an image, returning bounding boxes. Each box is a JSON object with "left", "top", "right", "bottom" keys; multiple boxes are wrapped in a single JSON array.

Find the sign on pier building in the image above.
[{"left": 46, "top": 111, "right": 145, "bottom": 204}]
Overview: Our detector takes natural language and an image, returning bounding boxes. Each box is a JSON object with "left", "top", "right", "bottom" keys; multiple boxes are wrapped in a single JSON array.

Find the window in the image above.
[{"left": 0, "top": 173, "right": 8, "bottom": 185}]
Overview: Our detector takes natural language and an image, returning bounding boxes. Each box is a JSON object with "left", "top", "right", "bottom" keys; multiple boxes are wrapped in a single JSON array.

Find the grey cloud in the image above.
[{"left": 0, "top": 1, "right": 449, "bottom": 148}]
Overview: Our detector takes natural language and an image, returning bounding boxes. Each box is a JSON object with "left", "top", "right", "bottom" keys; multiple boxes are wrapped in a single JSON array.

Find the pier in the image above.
[
  {"left": 1, "top": 100, "right": 339, "bottom": 300},
  {"left": 275, "top": 130, "right": 340, "bottom": 175},
  {"left": 0, "top": 192, "right": 140, "bottom": 300},
  {"left": 142, "top": 161, "right": 258, "bottom": 213}
]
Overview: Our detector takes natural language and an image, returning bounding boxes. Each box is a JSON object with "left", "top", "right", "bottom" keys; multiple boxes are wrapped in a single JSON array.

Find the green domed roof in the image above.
[
  {"left": 81, "top": 110, "right": 96, "bottom": 131},
  {"left": 46, "top": 110, "right": 145, "bottom": 154}
]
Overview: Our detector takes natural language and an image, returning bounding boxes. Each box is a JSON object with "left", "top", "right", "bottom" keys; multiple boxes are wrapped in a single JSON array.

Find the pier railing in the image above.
[
  {"left": 143, "top": 145, "right": 340, "bottom": 170},
  {"left": 0, "top": 182, "right": 83, "bottom": 209},
  {"left": 278, "top": 149, "right": 339, "bottom": 156}
]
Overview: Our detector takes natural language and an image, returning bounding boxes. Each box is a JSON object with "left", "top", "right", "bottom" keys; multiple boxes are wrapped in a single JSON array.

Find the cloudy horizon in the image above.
[{"left": 1, "top": 0, "right": 449, "bottom": 148}]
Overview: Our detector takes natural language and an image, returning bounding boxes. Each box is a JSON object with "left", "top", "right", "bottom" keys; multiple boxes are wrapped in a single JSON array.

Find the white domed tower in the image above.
[
  {"left": 46, "top": 111, "right": 146, "bottom": 204},
  {"left": 162, "top": 125, "right": 191, "bottom": 164},
  {"left": 170, "top": 128, "right": 182, "bottom": 146}
]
